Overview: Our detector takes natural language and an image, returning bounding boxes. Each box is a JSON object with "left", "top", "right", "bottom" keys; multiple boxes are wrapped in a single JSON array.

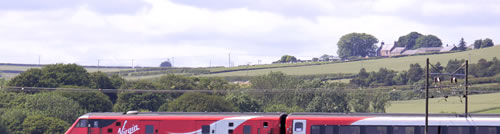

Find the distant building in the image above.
[
  {"left": 377, "top": 41, "right": 396, "bottom": 57},
  {"left": 390, "top": 47, "right": 406, "bottom": 56},
  {"left": 440, "top": 45, "right": 457, "bottom": 52}
]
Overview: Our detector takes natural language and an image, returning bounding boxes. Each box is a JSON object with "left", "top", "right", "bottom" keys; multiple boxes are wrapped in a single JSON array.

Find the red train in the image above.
[{"left": 65, "top": 111, "right": 500, "bottom": 134}]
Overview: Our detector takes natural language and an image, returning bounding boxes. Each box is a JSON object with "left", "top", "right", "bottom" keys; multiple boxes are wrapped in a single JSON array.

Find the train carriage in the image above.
[
  {"left": 286, "top": 113, "right": 500, "bottom": 134},
  {"left": 65, "top": 112, "right": 285, "bottom": 134}
]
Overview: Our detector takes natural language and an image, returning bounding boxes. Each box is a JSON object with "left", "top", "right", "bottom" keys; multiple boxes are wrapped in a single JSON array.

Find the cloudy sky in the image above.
[{"left": 1, "top": 0, "right": 499, "bottom": 67}]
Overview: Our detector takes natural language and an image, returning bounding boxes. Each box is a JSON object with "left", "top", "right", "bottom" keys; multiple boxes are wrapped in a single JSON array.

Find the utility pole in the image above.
[
  {"left": 465, "top": 60, "right": 469, "bottom": 115},
  {"left": 38, "top": 56, "right": 41, "bottom": 66},
  {"left": 425, "top": 58, "right": 429, "bottom": 134},
  {"left": 228, "top": 53, "right": 231, "bottom": 67},
  {"left": 131, "top": 59, "right": 134, "bottom": 68}
]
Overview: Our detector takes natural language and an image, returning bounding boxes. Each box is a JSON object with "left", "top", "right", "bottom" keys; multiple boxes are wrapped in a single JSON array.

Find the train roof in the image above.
[{"left": 79, "top": 112, "right": 284, "bottom": 118}]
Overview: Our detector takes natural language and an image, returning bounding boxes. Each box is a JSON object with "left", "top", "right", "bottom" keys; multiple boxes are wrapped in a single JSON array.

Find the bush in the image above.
[
  {"left": 113, "top": 92, "right": 168, "bottom": 112},
  {"left": 0, "top": 109, "right": 28, "bottom": 134},
  {"left": 22, "top": 115, "right": 70, "bottom": 134},
  {"left": 55, "top": 90, "right": 113, "bottom": 112},
  {"left": 263, "top": 104, "right": 304, "bottom": 113},
  {"left": 22, "top": 92, "right": 85, "bottom": 123},
  {"left": 168, "top": 92, "right": 235, "bottom": 112}
]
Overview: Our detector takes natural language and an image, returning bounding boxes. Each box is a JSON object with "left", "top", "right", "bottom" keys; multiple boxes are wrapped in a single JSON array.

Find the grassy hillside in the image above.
[
  {"left": 200, "top": 46, "right": 500, "bottom": 77},
  {"left": 387, "top": 92, "right": 500, "bottom": 114}
]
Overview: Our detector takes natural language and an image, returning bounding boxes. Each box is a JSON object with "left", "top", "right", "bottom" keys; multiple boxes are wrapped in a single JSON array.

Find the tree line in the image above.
[
  {"left": 350, "top": 57, "right": 500, "bottom": 87},
  {"left": 0, "top": 64, "right": 391, "bottom": 134},
  {"left": 336, "top": 32, "right": 495, "bottom": 60}
]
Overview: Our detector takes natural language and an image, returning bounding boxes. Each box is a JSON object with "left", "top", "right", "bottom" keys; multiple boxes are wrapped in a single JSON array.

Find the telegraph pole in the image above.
[
  {"left": 425, "top": 58, "right": 429, "bottom": 134},
  {"left": 465, "top": 60, "right": 469, "bottom": 115},
  {"left": 228, "top": 53, "right": 231, "bottom": 67}
]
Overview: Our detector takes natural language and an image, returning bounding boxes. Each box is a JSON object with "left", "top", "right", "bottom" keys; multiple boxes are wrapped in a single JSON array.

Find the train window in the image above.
[
  {"left": 116, "top": 122, "right": 121, "bottom": 126},
  {"left": 108, "top": 128, "right": 112, "bottom": 133},
  {"left": 476, "top": 127, "right": 497, "bottom": 134},
  {"left": 202, "top": 125, "right": 210, "bottom": 134},
  {"left": 339, "top": 126, "right": 360, "bottom": 134},
  {"left": 325, "top": 126, "right": 338, "bottom": 134},
  {"left": 447, "top": 126, "right": 471, "bottom": 134},
  {"left": 393, "top": 126, "right": 414, "bottom": 134},
  {"left": 264, "top": 122, "right": 268, "bottom": 128},
  {"left": 295, "top": 122, "right": 303, "bottom": 132},
  {"left": 145, "top": 125, "right": 154, "bottom": 134},
  {"left": 243, "top": 125, "right": 251, "bottom": 134},
  {"left": 229, "top": 122, "right": 234, "bottom": 127},
  {"left": 366, "top": 126, "right": 387, "bottom": 134},
  {"left": 76, "top": 119, "right": 88, "bottom": 127},
  {"left": 228, "top": 129, "right": 234, "bottom": 134},
  {"left": 414, "top": 126, "right": 440, "bottom": 134},
  {"left": 311, "top": 126, "right": 321, "bottom": 134}
]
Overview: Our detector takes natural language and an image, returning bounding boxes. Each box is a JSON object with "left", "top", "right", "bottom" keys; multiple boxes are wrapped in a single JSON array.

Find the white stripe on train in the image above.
[
  {"left": 351, "top": 117, "right": 500, "bottom": 126},
  {"left": 169, "top": 116, "right": 261, "bottom": 134}
]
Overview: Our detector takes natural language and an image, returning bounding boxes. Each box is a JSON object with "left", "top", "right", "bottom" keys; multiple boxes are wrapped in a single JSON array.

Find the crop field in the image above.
[
  {"left": 387, "top": 92, "right": 500, "bottom": 114},
  {"left": 200, "top": 46, "right": 500, "bottom": 77}
]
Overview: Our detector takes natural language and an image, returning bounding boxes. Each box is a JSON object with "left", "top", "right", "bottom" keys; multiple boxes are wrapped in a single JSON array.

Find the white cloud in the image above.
[{"left": 0, "top": 0, "right": 500, "bottom": 67}]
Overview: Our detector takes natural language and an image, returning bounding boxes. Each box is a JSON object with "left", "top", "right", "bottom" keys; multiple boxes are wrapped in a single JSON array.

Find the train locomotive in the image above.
[{"left": 65, "top": 111, "right": 500, "bottom": 134}]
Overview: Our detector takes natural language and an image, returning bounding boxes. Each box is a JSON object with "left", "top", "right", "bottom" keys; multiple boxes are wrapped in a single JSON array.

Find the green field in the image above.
[
  {"left": 387, "top": 92, "right": 500, "bottom": 114},
  {"left": 200, "top": 46, "right": 500, "bottom": 77}
]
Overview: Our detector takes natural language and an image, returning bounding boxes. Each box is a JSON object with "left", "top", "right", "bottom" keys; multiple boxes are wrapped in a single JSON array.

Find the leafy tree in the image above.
[
  {"left": 8, "top": 68, "right": 44, "bottom": 87},
  {"left": 415, "top": 35, "right": 442, "bottom": 48},
  {"left": 482, "top": 38, "right": 494, "bottom": 48},
  {"left": 349, "top": 91, "right": 370, "bottom": 112},
  {"left": 393, "top": 71, "right": 409, "bottom": 85},
  {"left": 408, "top": 63, "right": 424, "bottom": 83},
  {"left": 110, "top": 74, "right": 125, "bottom": 89},
  {"left": 320, "top": 54, "right": 331, "bottom": 61},
  {"left": 337, "top": 33, "right": 379, "bottom": 59},
  {"left": 155, "top": 74, "right": 196, "bottom": 90},
  {"left": 396, "top": 32, "right": 423, "bottom": 49},
  {"left": 225, "top": 93, "right": 262, "bottom": 112},
  {"left": 250, "top": 71, "right": 302, "bottom": 89},
  {"left": 350, "top": 68, "right": 370, "bottom": 87},
  {"left": 39, "top": 64, "right": 90, "bottom": 87},
  {"left": 168, "top": 92, "right": 235, "bottom": 112},
  {"left": 157, "top": 102, "right": 170, "bottom": 112},
  {"left": 8, "top": 64, "right": 90, "bottom": 88},
  {"left": 0, "top": 109, "right": 28, "bottom": 134},
  {"left": 445, "top": 59, "right": 466, "bottom": 75},
  {"left": 160, "top": 60, "right": 172, "bottom": 67},
  {"left": 474, "top": 39, "right": 483, "bottom": 49},
  {"left": 489, "top": 57, "right": 500, "bottom": 75},
  {"left": 88, "top": 71, "right": 114, "bottom": 89},
  {"left": 113, "top": 92, "right": 168, "bottom": 112},
  {"left": 371, "top": 91, "right": 391, "bottom": 113},
  {"left": 279, "top": 55, "right": 298, "bottom": 63},
  {"left": 22, "top": 115, "right": 70, "bottom": 134},
  {"left": 457, "top": 37, "right": 467, "bottom": 51},
  {"left": 54, "top": 90, "right": 113, "bottom": 112},
  {"left": 21, "top": 92, "right": 84, "bottom": 123},
  {"left": 431, "top": 62, "right": 444, "bottom": 73},
  {"left": 263, "top": 104, "right": 304, "bottom": 113},
  {"left": 197, "top": 77, "right": 234, "bottom": 90},
  {"left": 306, "top": 90, "right": 349, "bottom": 112},
  {"left": 120, "top": 80, "right": 157, "bottom": 90}
]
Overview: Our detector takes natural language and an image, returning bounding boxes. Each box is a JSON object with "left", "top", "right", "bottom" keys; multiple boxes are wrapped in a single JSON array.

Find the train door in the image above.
[
  {"left": 293, "top": 120, "right": 306, "bottom": 134},
  {"left": 140, "top": 121, "right": 159, "bottom": 134},
  {"left": 260, "top": 121, "right": 272, "bottom": 134}
]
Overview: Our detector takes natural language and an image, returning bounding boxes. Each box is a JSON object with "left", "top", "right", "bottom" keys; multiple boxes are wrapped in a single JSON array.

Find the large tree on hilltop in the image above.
[
  {"left": 337, "top": 33, "right": 378, "bottom": 59},
  {"left": 415, "top": 35, "right": 443, "bottom": 48},
  {"left": 396, "top": 32, "right": 423, "bottom": 49}
]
